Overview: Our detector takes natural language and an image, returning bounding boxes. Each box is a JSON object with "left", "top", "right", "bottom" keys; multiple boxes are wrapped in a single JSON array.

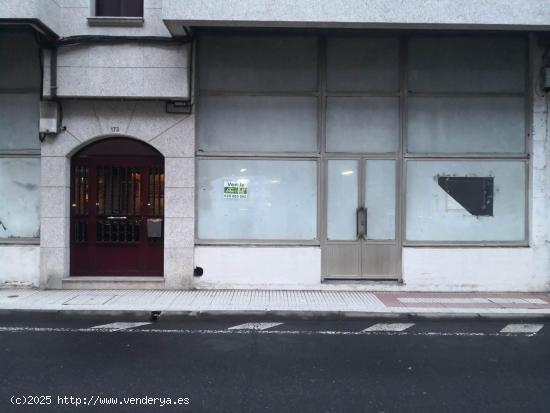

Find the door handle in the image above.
[
  {"left": 356, "top": 207, "right": 365, "bottom": 240},
  {"left": 364, "top": 207, "right": 368, "bottom": 240},
  {"left": 107, "top": 216, "right": 127, "bottom": 220}
]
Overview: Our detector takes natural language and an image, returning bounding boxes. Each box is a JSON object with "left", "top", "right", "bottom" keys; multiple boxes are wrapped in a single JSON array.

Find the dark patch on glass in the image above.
[{"left": 438, "top": 176, "right": 494, "bottom": 217}]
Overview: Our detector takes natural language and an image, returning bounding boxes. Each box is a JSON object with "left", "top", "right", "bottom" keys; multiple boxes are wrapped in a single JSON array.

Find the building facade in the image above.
[{"left": 0, "top": 0, "right": 549, "bottom": 292}]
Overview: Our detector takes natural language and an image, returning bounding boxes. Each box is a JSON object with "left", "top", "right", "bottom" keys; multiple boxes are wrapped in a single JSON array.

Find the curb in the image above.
[{"left": 0, "top": 308, "right": 549, "bottom": 322}]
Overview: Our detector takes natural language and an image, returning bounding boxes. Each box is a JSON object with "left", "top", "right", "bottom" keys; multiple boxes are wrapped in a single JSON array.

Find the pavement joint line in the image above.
[
  {"left": 0, "top": 326, "right": 544, "bottom": 337},
  {"left": 499, "top": 323, "right": 544, "bottom": 334},
  {"left": 227, "top": 322, "right": 284, "bottom": 331}
]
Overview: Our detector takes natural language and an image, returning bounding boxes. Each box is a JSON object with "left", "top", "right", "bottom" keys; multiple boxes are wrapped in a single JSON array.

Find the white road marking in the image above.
[
  {"left": 0, "top": 324, "right": 545, "bottom": 337},
  {"left": 90, "top": 322, "right": 152, "bottom": 331},
  {"left": 500, "top": 323, "right": 544, "bottom": 334},
  {"left": 0, "top": 326, "right": 506, "bottom": 337},
  {"left": 228, "top": 322, "right": 284, "bottom": 331},
  {"left": 363, "top": 323, "right": 415, "bottom": 332}
]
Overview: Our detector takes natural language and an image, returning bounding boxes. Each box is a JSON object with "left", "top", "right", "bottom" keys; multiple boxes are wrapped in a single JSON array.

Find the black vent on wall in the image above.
[{"left": 438, "top": 176, "right": 494, "bottom": 217}]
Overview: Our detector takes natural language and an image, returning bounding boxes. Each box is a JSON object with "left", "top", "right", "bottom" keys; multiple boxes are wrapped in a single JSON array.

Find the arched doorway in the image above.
[{"left": 70, "top": 138, "right": 164, "bottom": 276}]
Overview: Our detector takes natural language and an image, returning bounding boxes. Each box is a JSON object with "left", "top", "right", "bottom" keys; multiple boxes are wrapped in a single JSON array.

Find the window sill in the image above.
[
  {"left": 87, "top": 16, "right": 144, "bottom": 27},
  {"left": 0, "top": 238, "right": 40, "bottom": 246}
]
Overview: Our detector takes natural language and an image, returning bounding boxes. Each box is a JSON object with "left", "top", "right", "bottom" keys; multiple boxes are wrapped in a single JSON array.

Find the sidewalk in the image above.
[{"left": 1, "top": 289, "right": 549, "bottom": 319}]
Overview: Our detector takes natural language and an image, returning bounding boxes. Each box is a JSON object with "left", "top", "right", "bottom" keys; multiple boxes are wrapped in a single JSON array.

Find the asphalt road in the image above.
[{"left": 0, "top": 313, "right": 548, "bottom": 413}]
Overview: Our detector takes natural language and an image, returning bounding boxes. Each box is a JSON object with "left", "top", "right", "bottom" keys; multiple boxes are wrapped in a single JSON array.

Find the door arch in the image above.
[{"left": 70, "top": 137, "right": 164, "bottom": 276}]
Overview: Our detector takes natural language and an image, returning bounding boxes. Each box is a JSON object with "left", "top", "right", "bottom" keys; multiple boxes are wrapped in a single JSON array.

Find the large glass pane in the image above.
[
  {"left": 199, "top": 35, "right": 318, "bottom": 92},
  {"left": 327, "top": 37, "right": 399, "bottom": 92},
  {"left": 198, "top": 95, "right": 318, "bottom": 153},
  {"left": 327, "top": 160, "right": 358, "bottom": 241},
  {"left": 0, "top": 31, "right": 41, "bottom": 90},
  {"left": 365, "top": 160, "right": 396, "bottom": 240},
  {"left": 406, "top": 160, "right": 526, "bottom": 242},
  {"left": 408, "top": 37, "right": 526, "bottom": 93},
  {"left": 0, "top": 158, "right": 40, "bottom": 238},
  {"left": 198, "top": 160, "right": 317, "bottom": 240},
  {"left": 326, "top": 97, "right": 399, "bottom": 153},
  {"left": 0, "top": 94, "right": 40, "bottom": 150},
  {"left": 407, "top": 96, "right": 525, "bottom": 154}
]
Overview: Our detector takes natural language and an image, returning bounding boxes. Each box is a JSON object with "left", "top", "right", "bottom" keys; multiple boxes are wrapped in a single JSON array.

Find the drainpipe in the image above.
[{"left": 50, "top": 46, "right": 57, "bottom": 99}]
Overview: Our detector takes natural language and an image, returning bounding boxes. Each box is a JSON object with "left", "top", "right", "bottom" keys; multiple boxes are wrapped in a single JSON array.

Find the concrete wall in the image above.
[
  {"left": 163, "top": 0, "right": 550, "bottom": 32},
  {"left": 43, "top": 43, "right": 190, "bottom": 99},
  {"left": 1, "top": 0, "right": 169, "bottom": 37},
  {"left": 58, "top": 0, "right": 169, "bottom": 37},
  {"left": 39, "top": 100, "right": 195, "bottom": 289},
  {"left": 0, "top": 0, "right": 61, "bottom": 34}
]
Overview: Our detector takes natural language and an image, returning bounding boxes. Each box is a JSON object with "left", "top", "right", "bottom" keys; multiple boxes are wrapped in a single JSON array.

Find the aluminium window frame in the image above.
[
  {"left": 194, "top": 29, "right": 531, "bottom": 248},
  {"left": 401, "top": 32, "right": 531, "bottom": 247}
]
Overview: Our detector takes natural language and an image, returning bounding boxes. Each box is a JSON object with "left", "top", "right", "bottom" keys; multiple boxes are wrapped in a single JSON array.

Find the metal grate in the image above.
[
  {"left": 96, "top": 219, "right": 141, "bottom": 243},
  {"left": 73, "top": 220, "right": 88, "bottom": 243},
  {"left": 97, "top": 166, "right": 141, "bottom": 216},
  {"left": 148, "top": 166, "right": 164, "bottom": 217},
  {"left": 72, "top": 165, "right": 89, "bottom": 216}
]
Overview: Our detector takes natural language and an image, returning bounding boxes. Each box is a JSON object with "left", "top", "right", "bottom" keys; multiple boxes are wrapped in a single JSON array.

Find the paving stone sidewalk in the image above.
[{"left": 0, "top": 289, "right": 549, "bottom": 318}]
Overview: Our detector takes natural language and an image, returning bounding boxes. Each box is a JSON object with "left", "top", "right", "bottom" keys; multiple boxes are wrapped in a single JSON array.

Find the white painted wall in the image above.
[
  {"left": 0, "top": 246, "right": 40, "bottom": 287},
  {"left": 194, "top": 246, "right": 549, "bottom": 292},
  {"left": 193, "top": 247, "right": 321, "bottom": 288},
  {"left": 163, "top": 0, "right": 550, "bottom": 32},
  {"left": 402, "top": 247, "right": 549, "bottom": 292}
]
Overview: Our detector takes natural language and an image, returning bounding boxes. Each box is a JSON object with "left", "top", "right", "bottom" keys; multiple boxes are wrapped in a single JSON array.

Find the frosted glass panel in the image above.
[
  {"left": 408, "top": 37, "right": 526, "bottom": 93},
  {"left": 326, "top": 97, "right": 399, "bottom": 153},
  {"left": 199, "top": 35, "right": 318, "bottom": 92},
  {"left": 365, "top": 160, "right": 396, "bottom": 240},
  {"left": 407, "top": 97, "right": 525, "bottom": 153},
  {"left": 0, "top": 158, "right": 40, "bottom": 238},
  {"left": 0, "top": 94, "right": 40, "bottom": 150},
  {"left": 327, "top": 160, "right": 358, "bottom": 241},
  {"left": 198, "top": 95, "right": 317, "bottom": 153},
  {"left": 198, "top": 160, "right": 317, "bottom": 239},
  {"left": 327, "top": 37, "right": 399, "bottom": 92},
  {"left": 406, "top": 160, "right": 526, "bottom": 241}
]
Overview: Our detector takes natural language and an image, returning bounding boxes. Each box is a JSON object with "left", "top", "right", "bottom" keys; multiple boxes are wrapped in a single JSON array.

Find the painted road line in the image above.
[
  {"left": 363, "top": 323, "right": 415, "bottom": 332},
  {"left": 0, "top": 326, "right": 545, "bottom": 337},
  {"left": 90, "top": 322, "right": 152, "bottom": 331},
  {"left": 500, "top": 324, "right": 544, "bottom": 334},
  {"left": 227, "top": 322, "right": 284, "bottom": 331}
]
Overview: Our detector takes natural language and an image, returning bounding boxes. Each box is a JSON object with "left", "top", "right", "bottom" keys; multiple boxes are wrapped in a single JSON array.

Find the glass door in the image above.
[{"left": 323, "top": 158, "right": 400, "bottom": 279}]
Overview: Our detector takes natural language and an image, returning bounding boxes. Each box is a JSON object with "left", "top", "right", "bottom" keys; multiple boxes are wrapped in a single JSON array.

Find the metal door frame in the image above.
[{"left": 321, "top": 155, "right": 402, "bottom": 280}]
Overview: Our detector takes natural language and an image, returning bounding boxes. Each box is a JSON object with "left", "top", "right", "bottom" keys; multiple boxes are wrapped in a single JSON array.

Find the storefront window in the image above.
[
  {"left": 199, "top": 34, "right": 318, "bottom": 92},
  {"left": 0, "top": 94, "right": 40, "bottom": 150},
  {"left": 198, "top": 95, "right": 317, "bottom": 153},
  {"left": 197, "top": 32, "right": 528, "bottom": 245},
  {"left": 407, "top": 96, "right": 525, "bottom": 154},
  {"left": 0, "top": 30, "right": 41, "bottom": 241},
  {"left": 406, "top": 160, "right": 526, "bottom": 242},
  {"left": 197, "top": 160, "right": 317, "bottom": 240},
  {"left": 408, "top": 37, "right": 525, "bottom": 93},
  {"left": 326, "top": 37, "right": 399, "bottom": 92},
  {"left": 404, "top": 35, "right": 527, "bottom": 244},
  {"left": 326, "top": 97, "right": 399, "bottom": 153},
  {"left": 0, "top": 158, "right": 41, "bottom": 239}
]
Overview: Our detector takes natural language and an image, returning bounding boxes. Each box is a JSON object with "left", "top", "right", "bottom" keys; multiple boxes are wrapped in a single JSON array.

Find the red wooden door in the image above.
[{"left": 70, "top": 139, "right": 164, "bottom": 276}]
